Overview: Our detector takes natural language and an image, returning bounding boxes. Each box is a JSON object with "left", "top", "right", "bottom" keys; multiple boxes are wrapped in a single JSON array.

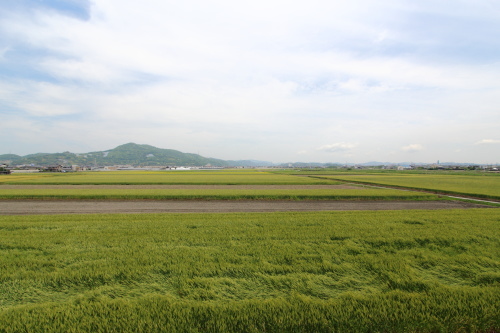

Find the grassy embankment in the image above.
[{"left": 0, "top": 209, "right": 499, "bottom": 332}]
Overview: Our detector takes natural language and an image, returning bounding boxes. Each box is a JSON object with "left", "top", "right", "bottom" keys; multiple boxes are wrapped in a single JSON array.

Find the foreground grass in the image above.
[
  {"left": 0, "top": 188, "right": 438, "bottom": 200},
  {"left": 0, "top": 209, "right": 499, "bottom": 332}
]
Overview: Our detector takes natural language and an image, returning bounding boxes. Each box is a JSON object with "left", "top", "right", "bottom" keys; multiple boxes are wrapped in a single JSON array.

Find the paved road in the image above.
[{"left": 0, "top": 200, "right": 494, "bottom": 215}]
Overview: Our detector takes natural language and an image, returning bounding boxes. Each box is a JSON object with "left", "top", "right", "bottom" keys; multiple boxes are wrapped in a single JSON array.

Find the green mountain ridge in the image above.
[
  {"left": 0, "top": 143, "right": 268, "bottom": 167},
  {"left": 0, "top": 154, "right": 21, "bottom": 161}
]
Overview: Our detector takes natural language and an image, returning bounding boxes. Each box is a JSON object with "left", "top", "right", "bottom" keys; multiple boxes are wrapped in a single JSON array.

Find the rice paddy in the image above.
[
  {"left": 0, "top": 170, "right": 332, "bottom": 185},
  {"left": 0, "top": 188, "right": 438, "bottom": 201},
  {"left": 299, "top": 173, "right": 500, "bottom": 200},
  {"left": 0, "top": 169, "right": 499, "bottom": 332},
  {"left": 0, "top": 209, "right": 499, "bottom": 332}
]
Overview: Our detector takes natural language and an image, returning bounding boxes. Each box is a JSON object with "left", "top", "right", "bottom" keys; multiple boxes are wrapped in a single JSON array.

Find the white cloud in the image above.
[
  {"left": 401, "top": 144, "right": 424, "bottom": 153},
  {"left": 317, "top": 143, "right": 357, "bottom": 153},
  {"left": 1, "top": 81, "right": 87, "bottom": 117},
  {"left": 4, "top": 0, "right": 499, "bottom": 91},
  {"left": 1, "top": 0, "right": 499, "bottom": 163},
  {"left": 475, "top": 139, "right": 500, "bottom": 145}
]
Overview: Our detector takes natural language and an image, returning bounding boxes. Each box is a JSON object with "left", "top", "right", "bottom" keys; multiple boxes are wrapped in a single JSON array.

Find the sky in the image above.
[{"left": 1, "top": 0, "right": 499, "bottom": 164}]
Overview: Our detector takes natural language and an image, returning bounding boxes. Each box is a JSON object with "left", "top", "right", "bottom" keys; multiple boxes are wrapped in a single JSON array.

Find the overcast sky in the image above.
[{"left": 1, "top": 0, "right": 499, "bottom": 163}]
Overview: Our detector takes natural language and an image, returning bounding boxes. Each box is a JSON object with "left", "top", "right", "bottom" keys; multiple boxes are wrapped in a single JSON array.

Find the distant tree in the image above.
[{"left": 0, "top": 167, "right": 10, "bottom": 174}]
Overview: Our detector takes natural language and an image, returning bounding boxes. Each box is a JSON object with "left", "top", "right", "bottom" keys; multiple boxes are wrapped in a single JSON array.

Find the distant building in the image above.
[
  {"left": 44, "top": 165, "right": 63, "bottom": 172},
  {"left": 11, "top": 169, "right": 40, "bottom": 173}
]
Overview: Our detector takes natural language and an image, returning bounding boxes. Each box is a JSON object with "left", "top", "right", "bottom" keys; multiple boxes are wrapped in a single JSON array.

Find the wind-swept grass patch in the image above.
[{"left": 0, "top": 209, "right": 499, "bottom": 332}]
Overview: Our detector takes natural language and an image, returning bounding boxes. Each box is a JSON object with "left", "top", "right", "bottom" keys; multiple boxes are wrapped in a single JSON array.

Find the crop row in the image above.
[
  {"left": 0, "top": 188, "right": 438, "bottom": 200},
  {"left": 0, "top": 171, "right": 334, "bottom": 185},
  {"left": 308, "top": 174, "right": 500, "bottom": 200}
]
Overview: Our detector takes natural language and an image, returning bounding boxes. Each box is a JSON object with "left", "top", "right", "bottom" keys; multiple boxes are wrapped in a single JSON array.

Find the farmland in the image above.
[
  {"left": 0, "top": 210, "right": 499, "bottom": 332},
  {"left": 0, "top": 170, "right": 333, "bottom": 185},
  {"left": 0, "top": 187, "right": 438, "bottom": 201},
  {"left": 282, "top": 171, "right": 500, "bottom": 200},
  {"left": 0, "top": 169, "right": 499, "bottom": 332}
]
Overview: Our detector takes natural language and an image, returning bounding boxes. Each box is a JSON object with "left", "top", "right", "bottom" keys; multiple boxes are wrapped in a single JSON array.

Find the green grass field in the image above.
[
  {"left": 0, "top": 170, "right": 333, "bottom": 185},
  {"left": 0, "top": 188, "right": 438, "bottom": 201},
  {"left": 305, "top": 173, "right": 500, "bottom": 200},
  {"left": 1, "top": 170, "right": 498, "bottom": 331},
  {"left": 1, "top": 210, "right": 499, "bottom": 332}
]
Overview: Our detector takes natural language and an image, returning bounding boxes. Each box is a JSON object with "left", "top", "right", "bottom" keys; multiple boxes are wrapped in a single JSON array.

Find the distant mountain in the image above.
[
  {"left": 278, "top": 162, "right": 342, "bottom": 168},
  {"left": 1, "top": 146, "right": 486, "bottom": 168},
  {"left": 0, "top": 143, "right": 272, "bottom": 167},
  {"left": 226, "top": 160, "right": 275, "bottom": 167},
  {"left": 0, "top": 154, "right": 21, "bottom": 162}
]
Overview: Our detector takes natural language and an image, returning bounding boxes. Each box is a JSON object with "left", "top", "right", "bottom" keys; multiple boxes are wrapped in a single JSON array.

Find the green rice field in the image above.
[
  {"left": 0, "top": 170, "right": 333, "bottom": 185},
  {"left": 1, "top": 170, "right": 499, "bottom": 331},
  {"left": 0, "top": 188, "right": 438, "bottom": 201},
  {"left": 0, "top": 209, "right": 499, "bottom": 332},
  {"left": 306, "top": 173, "right": 500, "bottom": 200}
]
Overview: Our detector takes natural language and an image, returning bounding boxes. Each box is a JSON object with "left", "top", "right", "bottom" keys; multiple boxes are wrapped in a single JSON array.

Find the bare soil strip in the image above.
[
  {"left": 0, "top": 200, "right": 493, "bottom": 215},
  {"left": 0, "top": 185, "right": 362, "bottom": 189}
]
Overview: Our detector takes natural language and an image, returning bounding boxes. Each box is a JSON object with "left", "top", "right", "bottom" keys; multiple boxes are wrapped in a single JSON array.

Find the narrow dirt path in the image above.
[
  {"left": 0, "top": 200, "right": 494, "bottom": 215},
  {"left": 0, "top": 185, "right": 362, "bottom": 189}
]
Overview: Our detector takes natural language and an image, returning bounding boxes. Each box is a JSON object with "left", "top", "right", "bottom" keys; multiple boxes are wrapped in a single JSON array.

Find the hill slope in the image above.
[
  {"left": 0, "top": 154, "right": 21, "bottom": 163},
  {"left": 0, "top": 143, "right": 237, "bottom": 167}
]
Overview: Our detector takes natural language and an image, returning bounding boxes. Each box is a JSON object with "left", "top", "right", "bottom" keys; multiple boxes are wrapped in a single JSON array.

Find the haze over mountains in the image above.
[
  {"left": 0, "top": 143, "right": 275, "bottom": 167},
  {"left": 0, "top": 143, "right": 485, "bottom": 168}
]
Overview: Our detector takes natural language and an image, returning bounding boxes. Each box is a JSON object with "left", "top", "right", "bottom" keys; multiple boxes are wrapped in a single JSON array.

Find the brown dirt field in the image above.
[
  {"left": 0, "top": 200, "right": 494, "bottom": 215},
  {"left": 0, "top": 185, "right": 363, "bottom": 189}
]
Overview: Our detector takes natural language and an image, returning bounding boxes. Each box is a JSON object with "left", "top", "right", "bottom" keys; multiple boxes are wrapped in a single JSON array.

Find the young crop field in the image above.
[
  {"left": 0, "top": 188, "right": 439, "bottom": 201},
  {"left": 1, "top": 170, "right": 498, "bottom": 331},
  {"left": 305, "top": 173, "right": 500, "bottom": 200},
  {"left": 0, "top": 209, "right": 499, "bottom": 332},
  {"left": 0, "top": 170, "right": 334, "bottom": 185}
]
